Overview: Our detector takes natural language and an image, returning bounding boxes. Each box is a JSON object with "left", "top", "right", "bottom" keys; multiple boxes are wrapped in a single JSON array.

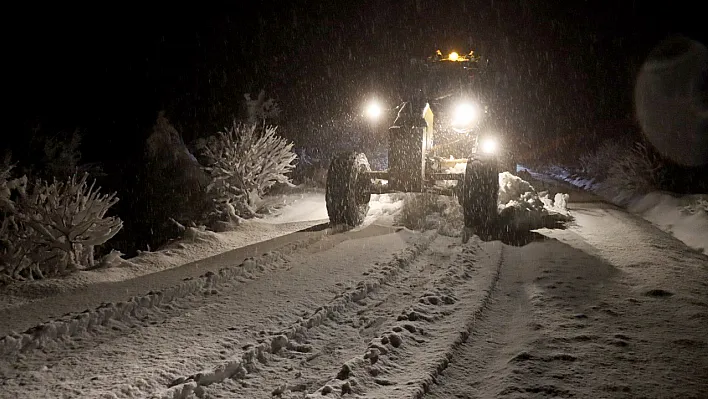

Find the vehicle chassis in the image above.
[{"left": 325, "top": 100, "right": 501, "bottom": 237}]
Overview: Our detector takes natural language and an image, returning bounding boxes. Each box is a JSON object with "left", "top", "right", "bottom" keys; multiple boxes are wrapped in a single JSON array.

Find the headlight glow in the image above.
[
  {"left": 365, "top": 101, "right": 382, "bottom": 120},
  {"left": 451, "top": 102, "right": 479, "bottom": 131},
  {"left": 480, "top": 138, "right": 497, "bottom": 154}
]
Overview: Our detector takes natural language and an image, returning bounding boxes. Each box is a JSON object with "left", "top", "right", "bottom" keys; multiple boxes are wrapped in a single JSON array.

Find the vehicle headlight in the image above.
[
  {"left": 364, "top": 101, "right": 383, "bottom": 120},
  {"left": 451, "top": 102, "right": 480, "bottom": 133},
  {"left": 480, "top": 137, "right": 497, "bottom": 154}
]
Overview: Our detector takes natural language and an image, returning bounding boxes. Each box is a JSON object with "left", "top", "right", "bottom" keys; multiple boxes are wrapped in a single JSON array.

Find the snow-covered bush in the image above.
[
  {"left": 0, "top": 159, "right": 18, "bottom": 210},
  {"left": 575, "top": 139, "right": 668, "bottom": 202},
  {"left": 602, "top": 141, "right": 665, "bottom": 197},
  {"left": 578, "top": 140, "right": 627, "bottom": 180},
  {"left": 0, "top": 167, "right": 122, "bottom": 282},
  {"left": 0, "top": 162, "right": 32, "bottom": 282},
  {"left": 21, "top": 174, "right": 122, "bottom": 272},
  {"left": 194, "top": 121, "right": 297, "bottom": 224}
]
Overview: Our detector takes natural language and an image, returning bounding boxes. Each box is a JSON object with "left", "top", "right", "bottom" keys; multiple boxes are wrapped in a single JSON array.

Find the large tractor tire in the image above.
[
  {"left": 326, "top": 152, "right": 372, "bottom": 226},
  {"left": 460, "top": 155, "right": 500, "bottom": 242}
]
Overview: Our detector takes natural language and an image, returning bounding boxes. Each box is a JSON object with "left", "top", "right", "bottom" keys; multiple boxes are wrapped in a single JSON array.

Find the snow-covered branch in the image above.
[
  {"left": 604, "top": 142, "right": 664, "bottom": 196},
  {"left": 197, "top": 121, "right": 297, "bottom": 225},
  {"left": 244, "top": 90, "right": 281, "bottom": 124},
  {"left": 1, "top": 170, "right": 122, "bottom": 282},
  {"left": 577, "top": 140, "right": 666, "bottom": 198}
]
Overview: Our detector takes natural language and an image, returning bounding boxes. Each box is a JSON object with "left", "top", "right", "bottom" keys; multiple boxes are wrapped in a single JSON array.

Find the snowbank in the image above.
[
  {"left": 498, "top": 171, "right": 571, "bottom": 217},
  {"left": 260, "top": 190, "right": 329, "bottom": 223},
  {"left": 0, "top": 246, "right": 295, "bottom": 358},
  {"left": 536, "top": 165, "right": 708, "bottom": 255},
  {"left": 366, "top": 193, "right": 407, "bottom": 226},
  {"left": 495, "top": 171, "right": 573, "bottom": 234},
  {"left": 398, "top": 172, "right": 572, "bottom": 238},
  {"left": 0, "top": 173, "right": 572, "bottom": 311},
  {"left": 0, "top": 186, "right": 409, "bottom": 311},
  {"left": 0, "top": 190, "right": 328, "bottom": 310},
  {"left": 520, "top": 164, "right": 599, "bottom": 191},
  {"left": 627, "top": 192, "right": 708, "bottom": 254}
]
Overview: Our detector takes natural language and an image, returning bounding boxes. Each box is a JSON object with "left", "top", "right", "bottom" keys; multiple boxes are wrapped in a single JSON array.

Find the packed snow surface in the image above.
[
  {"left": 626, "top": 192, "right": 707, "bottom": 254},
  {"left": 0, "top": 174, "right": 570, "bottom": 328},
  {"left": 261, "top": 190, "right": 329, "bottom": 224},
  {"left": 0, "top": 218, "right": 324, "bottom": 311},
  {"left": 534, "top": 165, "right": 708, "bottom": 255},
  {"left": 427, "top": 205, "right": 708, "bottom": 398},
  {"left": 1, "top": 175, "right": 705, "bottom": 398}
]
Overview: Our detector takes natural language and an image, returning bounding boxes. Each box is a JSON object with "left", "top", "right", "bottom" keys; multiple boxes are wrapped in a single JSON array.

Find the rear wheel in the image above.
[
  {"left": 326, "top": 152, "right": 372, "bottom": 226},
  {"left": 460, "top": 155, "right": 500, "bottom": 242}
]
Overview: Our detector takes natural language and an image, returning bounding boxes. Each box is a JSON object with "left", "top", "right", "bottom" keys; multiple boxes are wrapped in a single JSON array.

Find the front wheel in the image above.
[
  {"left": 325, "top": 152, "right": 372, "bottom": 226},
  {"left": 460, "top": 155, "right": 500, "bottom": 241}
]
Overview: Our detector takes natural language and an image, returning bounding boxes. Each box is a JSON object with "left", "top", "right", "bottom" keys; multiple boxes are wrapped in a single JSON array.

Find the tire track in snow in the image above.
[
  {"left": 193, "top": 233, "right": 460, "bottom": 398},
  {"left": 0, "top": 228, "right": 434, "bottom": 398},
  {"left": 0, "top": 234, "right": 325, "bottom": 359},
  {"left": 424, "top": 243, "right": 546, "bottom": 398},
  {"left": 301, "top": 238, "right": 504, "bottom": 398},
  {"left": 155, "top": 231, "right": 438, "bottom": 399},
  {"left": 0, "top": 224, "right": 398, "bottom": 360},
  {"left": 427, "top": 230, "right": 708, "bottom": 398}
]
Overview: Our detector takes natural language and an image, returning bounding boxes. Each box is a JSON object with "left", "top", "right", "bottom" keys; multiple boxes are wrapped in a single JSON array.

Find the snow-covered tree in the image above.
[
  {"left": 136, "top": 112, "right": 212, "bottom": 243},
  {"left": 196, "top": 121, "right": 296, "bottom": 224},
  {"left": 245, "top": 90, "right": 281, "bottom": 124},
  {"left": 40, "top": 129, "right": 82, "bottom": 180}
]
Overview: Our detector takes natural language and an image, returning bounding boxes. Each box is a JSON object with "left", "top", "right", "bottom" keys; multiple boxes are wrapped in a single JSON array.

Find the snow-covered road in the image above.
[
  {"left": 427, "top": 204, "right": 708, "bottom": 398},
  {"left": 0, "top": 188, "right": 706, "bottom": 398}
]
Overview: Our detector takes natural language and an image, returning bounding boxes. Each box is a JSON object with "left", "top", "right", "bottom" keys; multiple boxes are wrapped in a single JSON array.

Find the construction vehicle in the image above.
[{"left": 326, "top": 50, "right": 509, "bottom": 240}]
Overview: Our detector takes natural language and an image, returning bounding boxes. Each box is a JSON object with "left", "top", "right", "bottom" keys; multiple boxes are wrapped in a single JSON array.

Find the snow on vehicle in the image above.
[{"left": 326, "top": 50, "right": 512, "bottom": 239}]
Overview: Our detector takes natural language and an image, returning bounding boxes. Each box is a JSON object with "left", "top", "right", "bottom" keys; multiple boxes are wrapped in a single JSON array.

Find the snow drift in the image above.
[
  {"left": 627, "top": 192, "right": 708, "bottom": 254},
  {"left": 498, "top": 171, "right": 570, "bottom": 216},
  {"left": 537, "top": 165, "right": 708, "bottom": 255},
  {"left": 399, "top": 172, "right": 572, "bottom": 237}
]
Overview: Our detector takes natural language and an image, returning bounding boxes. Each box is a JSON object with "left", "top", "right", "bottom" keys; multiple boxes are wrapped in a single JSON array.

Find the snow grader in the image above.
[{"left": 325, "top": 50, "right": 510, "bottom": 240}]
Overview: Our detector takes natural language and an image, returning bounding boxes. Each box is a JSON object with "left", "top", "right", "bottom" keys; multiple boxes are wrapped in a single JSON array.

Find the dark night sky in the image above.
[{"left": 8, "top": 1, "right": 707, "bottom": 164}]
